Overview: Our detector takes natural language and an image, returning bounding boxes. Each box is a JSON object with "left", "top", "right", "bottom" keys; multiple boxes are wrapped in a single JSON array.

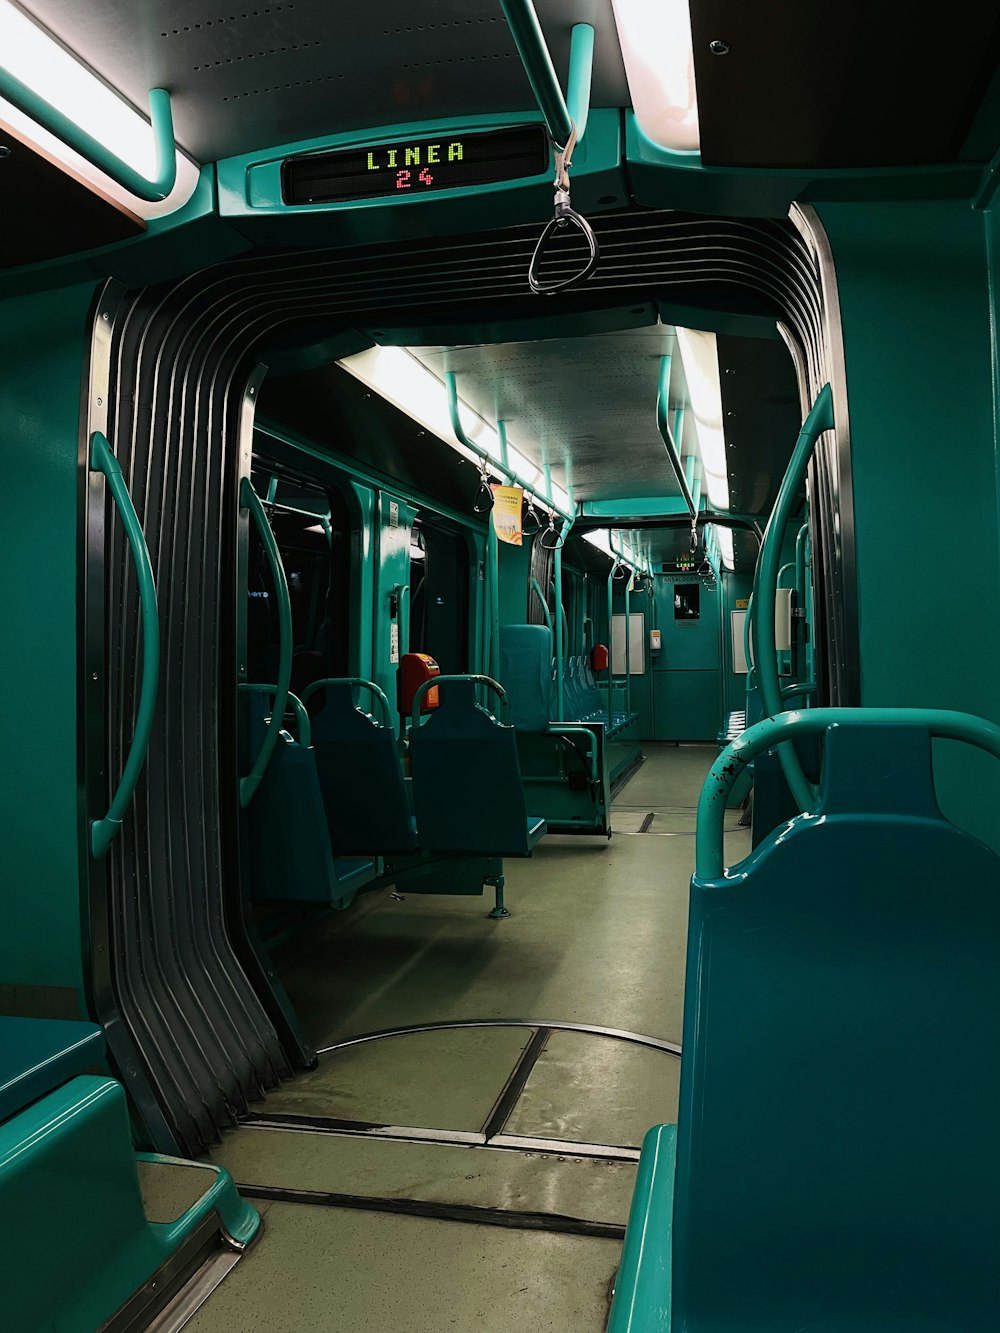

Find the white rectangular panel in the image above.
[{"left": 611, "top": 612, "right": 646, "bottom": 675}]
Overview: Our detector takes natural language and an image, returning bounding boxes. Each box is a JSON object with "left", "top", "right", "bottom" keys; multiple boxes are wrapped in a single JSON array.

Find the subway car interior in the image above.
[{"left": 3, "top": 2, "right": 1000, "bottom": 1330}]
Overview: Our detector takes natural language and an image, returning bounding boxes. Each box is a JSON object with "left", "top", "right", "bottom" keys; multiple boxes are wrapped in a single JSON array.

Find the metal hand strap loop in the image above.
[
  {"left": 522, "top": 495, "right": 542, "bottom": 534},
  {"left": 539, "top": 514, "right": 564, "bottom": 549},
  {"left": 529, "top": 122, "right": 599, "bottom": 296},
  {"left": 473, "top": 460, "right": 494, "bottom": 513}
]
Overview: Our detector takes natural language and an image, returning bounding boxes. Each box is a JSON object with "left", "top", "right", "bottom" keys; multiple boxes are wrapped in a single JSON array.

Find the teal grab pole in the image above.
[
  {"left": 795, "top": 522, "right": 810, "bottom": 599},
  {"left": 656, "top": 355, "right": 697, "bottom": 518},
  {"left": 607, "top": 564, "right": 614, "bottom": 723},
  {"left": 697, "top": 707, "right": 1000, "bottom": 879},
  {"left": 498, "top": 0, "right": 575, "bottom": 150},
  {"left": 552, "top": 514, "right": 574, "bottom": 720},
  {"left": 237, "top": 685, "right": 311, "bottom": 748},
  {"left": 751, "top": 383, "right": 834, "bottom": 813},
  {"left": 300, "top": 677, "right": 392, "bottom": 728},
  {"left": 566, "top": 24, "right": 594, "bottom": 144},
  {"left": 782, "top": 680, "right": 817, "bottom": 702},
  {"left": 488, "top": 517, "right": 500, "bottom": 680},
  {"left": 89, "top": 432, "right": 160, "bottom": 860},
  {"left": 778, "top": 562, "right": 795, "bottom": 587},
  {"left": 624, "top": 575, "right": 631, "bottom": 717},
  {"left": 0, "top": 77, "right": 177, "bottom": 202},
  {"left": 239, "top": 478, "right": 292, "bottom": 807},
  {"left": 530, "top": 577, "right": 553, "bottom": 631},
  {"left": 411, "top": 675, "right": 510, "bottom": 729}
]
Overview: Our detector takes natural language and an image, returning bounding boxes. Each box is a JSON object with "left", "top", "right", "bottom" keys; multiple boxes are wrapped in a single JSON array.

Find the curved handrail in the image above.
[
  {"left": 240, "top": 478, "right": 292, "bottom": 807},
  {"left": 696, "top": 707, "right": 1000, "bottom": 879},
  {"left": 530, "top": 577, "right": 553, "bottom": 631},
  {"left": 751, "top": 384, "right": 834, "bottom": 812},
  {"left": 0, "top": 77, "right": 177, "bottom": 202},
  {"left": 238, "top": 685, "right": 311, "bottom": 748},
  {"left": 90, "top": 431, "right": 160, "bottom": 860},
  {"left": 411, "top": 674, "right": 510, "bottom": 729},
  {"left": 656, "top": 355, "right": 696, "bottom": 518},
  {"left": 743, "top": 591, "right": 754, "bottom": 673},
  {"left": 795, "top": 522, "right": 810, "bottom": 599},
  {"left": 300, "top": 676, "right": 393, "bottom": 729},
  {"left": 781, "top": 680, "right": 817, "bottom": 701}
]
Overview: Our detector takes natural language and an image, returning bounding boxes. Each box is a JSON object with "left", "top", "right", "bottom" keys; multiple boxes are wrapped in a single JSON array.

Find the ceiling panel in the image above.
[
  {"left": 16, "top": 1, "right": 628, "bottom": 162},
  {"left": 413, "top": 325, "right": 687, "bottom": 503},
  {"left": 690, "top": 0, "right": 1000, "bottom": 168}
]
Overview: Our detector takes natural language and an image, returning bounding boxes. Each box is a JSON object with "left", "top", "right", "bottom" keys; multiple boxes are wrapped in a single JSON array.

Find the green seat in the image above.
[
  {"left": 243, "top": 692, "right": 373, "bottom": 904},
  {"left": 0, "top": 1016, "right": 104, "bottom": 1122},
  {"left": 308, "top": 680, "right": 418, "bottom": 855},
  {"left": 611, "top": 723, "right": 1000, "bottom": 1332},
  {"left": 0, "top": 1075, "right": 258, "bottom": 1332},
  {"left": 409, "top": 680, "right": 546, "bottom": 857}
]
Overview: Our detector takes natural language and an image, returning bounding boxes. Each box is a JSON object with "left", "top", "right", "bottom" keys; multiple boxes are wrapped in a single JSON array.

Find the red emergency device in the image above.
[
  {"left": 590, "top": 643, "right": 609, "bottom": 672},
  {"left": 398, "top": 652, "right": 440, "bottom": 715}
]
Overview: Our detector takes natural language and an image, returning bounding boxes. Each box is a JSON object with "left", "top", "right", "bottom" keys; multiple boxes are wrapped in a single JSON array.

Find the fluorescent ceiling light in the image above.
[
  {"left": 714, "top": 525, "right": 735, "bottom": 571},
  {"left": 675, "top": 326, "right": 730, "bottom": 510},
  {"left": 610, "top": 0, "right": 699, "bottom": 152},
  {"left": 339, "top": 346, "right": 570, "bottom": 518},
  {"left": 0, "top": 2, "right": 198, "bottom": 218},
  {"left": 584, "top": 529, "right": 613, "bottom": 558}
]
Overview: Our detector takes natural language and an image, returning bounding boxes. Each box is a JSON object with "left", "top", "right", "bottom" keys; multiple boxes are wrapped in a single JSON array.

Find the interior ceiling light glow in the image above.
[
  {"left": 0, "top": 0, "right": 198, "bottom": 218},
  {"left": 675, "top": 326, "right": 730, "bottom": 510},
  {"left": 339, "top": 346, "right": 568, "bottom": 517},
  {"left": 715, "top": 525, "right": 735, "bottom": 571},
  {"left": 609, "top": 0, "right": 699, "bottom": 152}
]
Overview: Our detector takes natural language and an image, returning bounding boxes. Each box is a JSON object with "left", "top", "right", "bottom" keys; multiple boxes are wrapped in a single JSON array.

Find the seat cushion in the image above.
[{"left": 0, "top": 1018, "right": 104, "bottom": 1122}]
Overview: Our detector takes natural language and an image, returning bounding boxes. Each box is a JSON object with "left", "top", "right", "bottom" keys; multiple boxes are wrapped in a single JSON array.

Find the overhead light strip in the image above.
[
  {"left": 0, "top": 1, "right": 198, "bottom": 218},
  {"left": 339, "top": 345, "right": 572, "bottom": 520}
]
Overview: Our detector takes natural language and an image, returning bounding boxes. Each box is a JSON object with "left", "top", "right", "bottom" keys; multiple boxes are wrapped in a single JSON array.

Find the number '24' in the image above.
[{"left": 396, "top": 167, "right": 434, "bottom": 190}]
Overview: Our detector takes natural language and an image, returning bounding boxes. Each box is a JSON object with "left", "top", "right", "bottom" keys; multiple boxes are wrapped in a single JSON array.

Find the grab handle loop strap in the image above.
[{"left": 529, "top": 125, "right": 599, "bottom": 296}]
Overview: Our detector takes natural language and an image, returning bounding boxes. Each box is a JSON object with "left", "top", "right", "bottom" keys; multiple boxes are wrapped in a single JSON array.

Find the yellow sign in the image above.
[
  {"left": 491, "top": 485, "right": 523, "bottom": 546},
  {"left": 736, "top": 598, "right": 750, "bottom": 609}
]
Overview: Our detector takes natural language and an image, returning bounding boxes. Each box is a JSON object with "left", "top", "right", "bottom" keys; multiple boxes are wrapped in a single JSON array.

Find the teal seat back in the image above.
[
  {"left": 310, "top": 683, "right": 416, "bottom": 854},
  {"left": 409, "top": 681, "right": 531, "bottom": 855},
  {"left": 499, "top": 624, "right": 553, "bottom": 732},
  {"left": 243, "top": 697, "right": 347, "bottom": 901},
  {"left": 674, "top": 724, "right": 1000, "bottom": 1331}
]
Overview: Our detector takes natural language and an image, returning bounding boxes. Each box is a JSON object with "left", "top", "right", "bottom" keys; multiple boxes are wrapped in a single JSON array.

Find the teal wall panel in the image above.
[
  {"left": 0, "top": 281, "right": 96, "bottom": 1007},
  {"left": 817, "top": 199, "right": 1000, "bottom": 850}
]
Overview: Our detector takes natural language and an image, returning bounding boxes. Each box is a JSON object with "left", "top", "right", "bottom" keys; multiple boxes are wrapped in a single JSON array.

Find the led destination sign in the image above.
[{"left": 282, "top": 126, "right": 549, "bottom": 206}]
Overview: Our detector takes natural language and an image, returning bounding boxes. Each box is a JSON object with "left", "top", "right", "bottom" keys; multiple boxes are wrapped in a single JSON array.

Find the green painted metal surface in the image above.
[
  {"left": 0, "top": 281, "right": 96, "bottom": 1009},
  {"left": 89, "top": 431, "right": 160, "bottom": 858},
  {"left": 0, "top": 1075, "right": 258, "bottom": 1332},
  {"left": 817, "top": 198, "right": 1000, "bottom": 854}
]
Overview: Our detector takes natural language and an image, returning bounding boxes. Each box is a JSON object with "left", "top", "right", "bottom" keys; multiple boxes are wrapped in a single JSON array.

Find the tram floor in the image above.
[{"left": 181, "top": 743, "right": 749, "bottom": 1332}]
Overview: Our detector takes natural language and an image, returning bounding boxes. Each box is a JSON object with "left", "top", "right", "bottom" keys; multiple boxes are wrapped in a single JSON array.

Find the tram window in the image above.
[
  {"left": 246, "top": 466, "right": 351, "bottom": 703},
  {"left": 674, "top": 583, "right": 700, "bottom": 621},
  {"left": 409, "top": 520, "right": 469, "bottom": 673}
]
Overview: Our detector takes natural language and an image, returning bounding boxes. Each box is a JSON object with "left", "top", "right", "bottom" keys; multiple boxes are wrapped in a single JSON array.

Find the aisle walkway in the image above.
[{"left": 181, "top": 745, "right": 749, "bottom": 1333}]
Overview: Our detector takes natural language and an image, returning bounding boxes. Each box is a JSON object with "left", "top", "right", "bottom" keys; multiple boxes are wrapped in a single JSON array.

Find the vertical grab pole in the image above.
[
  {"left": 751, "top": 384, "right": 834, "bottom": 813},
  {"left": 624, "top": 570, "right": 632, "bottom": 720},
  {"left": 552, "top": 513, "right": 574, "bottom": 720},
  {"left": 488, "top": 516, "right": 500, "bottom": 682},
  {"left": 607, "top": 560, "right": 614, "bottom": 727}
]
